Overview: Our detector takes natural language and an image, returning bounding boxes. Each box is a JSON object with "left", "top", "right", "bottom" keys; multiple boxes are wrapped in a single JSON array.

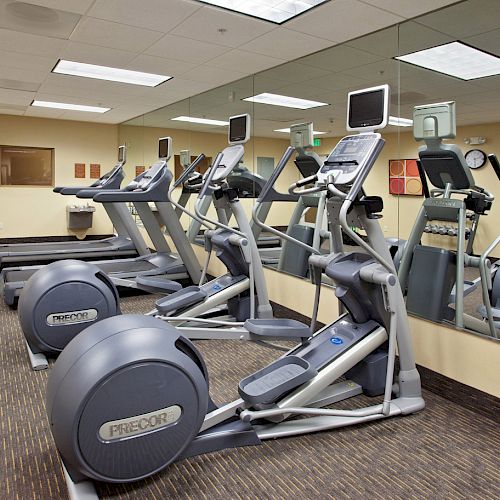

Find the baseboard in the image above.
[
  {"left": 270, "top": 300, "right": 499, "bottom": 424},
  {"left": 0, "top": 234, "right": 114, "bottom": 244}
]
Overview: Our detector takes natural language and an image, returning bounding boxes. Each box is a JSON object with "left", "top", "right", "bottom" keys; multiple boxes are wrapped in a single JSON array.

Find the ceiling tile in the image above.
[
  {"left": 145, "top": 34, "right": 230, "bottom": 63},
  {"left": 169, "top": 6, "right": 274, "bottom": 48},
  {"left": 299, "top": 45, "right": 385, "bottom": 71},
  {"left": 0, "top": 65, "right": 47, "bottom": 84},
  {"left": 0, "top": 0, "right": 81, "bottom": 39},
  {"left": 22, "top": 0, "right": 95, "bottom": 15},
  {"left": 0, "top": 87, "right": 36, "bottom": 105},
  {"left": 260, "top": 62, "right": 331, "bottom": 84},
  {"left": 209, "top": 50, "right": 284, "bottom": 73},
  {"left": 240, "top": 28, "right": 334, "bottom": 60},
  {"left": 179, "top": 64, "right": 247, "bottom": 85},
  {"left": 126, "top": 54, "right": 196, "bottom": 77},
  {"left": 464, "top": 28, "right": 500, "bottom": 55},
  {"left": 70, "top": 17, "right": 164, "bottom": 52},
  {"left": 359, "top": 0, "right": 461, "bottom": 19},
  {"left": 0, "top": 27, "right": 66, "bottom": 57},
  {"left": 61, "top": 41, "right": 137, "bottom": 67},
  {"left": 415, "top": 0, "right": 500, "bottom": 38},
  {"left": 88, "top": 0, "right": 202, "bottom": 33},
  {"left": 0, "top": 49, "right": 55, "bottom": 72},
  {"left": 286, "top": 0, "right": 403, "bottom": 43}
]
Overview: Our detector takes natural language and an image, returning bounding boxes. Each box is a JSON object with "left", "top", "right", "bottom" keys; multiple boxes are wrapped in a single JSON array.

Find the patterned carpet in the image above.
[{"left": 1, "top": 293, "right": 499, "bottom": 499}]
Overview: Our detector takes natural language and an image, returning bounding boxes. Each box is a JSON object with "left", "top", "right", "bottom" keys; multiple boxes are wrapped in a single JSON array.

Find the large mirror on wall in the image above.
[
  {"left": 395, "top": 0, "right": 500, "bottom": 341},
  {"left": 118, "top": 0, "right": 500, "bottom": 341}
]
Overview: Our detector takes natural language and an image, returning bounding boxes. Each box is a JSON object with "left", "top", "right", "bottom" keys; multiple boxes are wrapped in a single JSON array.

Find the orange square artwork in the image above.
[
  {"left": 136, "top": 166, "right": 146, "bottom": 176},
  {"left": 90, "top": 164, "right": 101, "bottom": 179},
  {"left": 74, "top": 163, "right": 85, "bottom": 179},
  {"left": 389, "top": 159, "right": 423, "bottom": 196}
]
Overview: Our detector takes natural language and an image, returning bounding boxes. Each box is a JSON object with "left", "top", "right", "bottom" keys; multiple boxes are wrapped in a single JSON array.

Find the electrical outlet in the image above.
[{"left": 0, "top": 222, "right": 4, "bottom": 230}]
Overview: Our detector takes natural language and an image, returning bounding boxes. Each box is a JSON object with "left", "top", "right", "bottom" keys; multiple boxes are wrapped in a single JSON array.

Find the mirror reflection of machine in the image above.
[{"left": 398, "top": 101, "right": 499, "bottom": 339}]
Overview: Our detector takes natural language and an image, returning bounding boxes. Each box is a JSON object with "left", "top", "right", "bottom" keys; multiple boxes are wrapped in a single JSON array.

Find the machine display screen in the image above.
[
  {"left": 118, "top": 146, "right": 125, "bottom": 163},
  {"left": 158, "top": 138, "right": 170, "bottom": 159},
  {"left": 229, "top": 115, "right": 247, "bottom": 143},
  {"left": 348, "top": 89, "right": 385, "bottom": 129}
]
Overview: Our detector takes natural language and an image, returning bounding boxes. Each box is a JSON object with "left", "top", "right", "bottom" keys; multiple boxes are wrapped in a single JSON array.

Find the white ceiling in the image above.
[
  {"left": 0, "top": 0, "right": 461, "bottom": 123},
  {"left": 125, "top": 0, "right": 500, "bottom": 139}
]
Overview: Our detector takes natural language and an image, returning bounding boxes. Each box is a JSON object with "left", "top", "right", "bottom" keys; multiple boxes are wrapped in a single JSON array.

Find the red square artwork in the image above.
[
  {"left": 389, "top": 159, "right": 423, "bottom": 196},
  {"left": 136, "top": 166, "right": 146, "bottom": 176},
  {"left": 90, "top": 164, "right": 101, "bottom": 179},
  {"left": 74, "top": 163, "right": 85, "bottom": 179}
]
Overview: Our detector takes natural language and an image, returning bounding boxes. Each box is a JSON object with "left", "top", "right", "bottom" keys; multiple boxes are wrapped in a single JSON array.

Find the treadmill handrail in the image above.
[
  {"left": 92, "top": 167, "right": 172, "bottom": 203},
  {"left": 55, "top": 165, "right": 125, "bottom": 195}
]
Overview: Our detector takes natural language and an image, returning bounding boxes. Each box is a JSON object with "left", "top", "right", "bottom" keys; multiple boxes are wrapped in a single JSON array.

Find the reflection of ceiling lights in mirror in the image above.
[
  {"left": 243, "top": 93, "right": 329, "bottom": 109},
  {"left": 196, "top": 0, "right": 328, "bottom": 24},
  {"left": 31, "top": 100, "right": 110, "bottom": 113},
  {"left": 171, "top": 116, "right": 229, "bottom": 126},
  {"left": 396, "top": 42, "right": 500, "bottom": 80},
  {"left": 53, "top": 60, "right": 172, "bottom": 87},
  {"left": 388, "top": 116, "right": 413, "bottom": 127},
  {"left": 274, "top": 128, "right": 326, "bottom": 134}
]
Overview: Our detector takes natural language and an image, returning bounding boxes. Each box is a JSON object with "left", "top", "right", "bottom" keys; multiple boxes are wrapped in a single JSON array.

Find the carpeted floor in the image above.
[{"left": 1, "top": 293, "right": 499, "bottom": 499}]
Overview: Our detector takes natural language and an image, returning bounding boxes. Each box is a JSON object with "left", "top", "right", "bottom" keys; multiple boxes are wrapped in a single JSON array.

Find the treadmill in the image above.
[
  {"left": 0, "top": 145, "right": 148, "bottom": 265},
  {"left": 2, "top": 138, "right": 202, "bottom": 305}
]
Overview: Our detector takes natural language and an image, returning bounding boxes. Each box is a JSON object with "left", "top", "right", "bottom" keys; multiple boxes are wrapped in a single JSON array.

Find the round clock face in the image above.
[{"left": 465, "top": 149, "right": 487, "bottom": 169}]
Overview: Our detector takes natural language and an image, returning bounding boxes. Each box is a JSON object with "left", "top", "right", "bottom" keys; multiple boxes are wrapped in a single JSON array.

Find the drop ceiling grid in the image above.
[{"left": 0, "top": 0, "right": 484, "bottom": 125}]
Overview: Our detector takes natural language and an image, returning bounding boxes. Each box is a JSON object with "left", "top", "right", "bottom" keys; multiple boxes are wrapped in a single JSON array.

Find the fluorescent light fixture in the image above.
[
  {"left": 274, "top": 128, "right": 326, "bottom": 134},
  {"left": 388, "top": 116, "right": 413, "bottom": 127},
  {"left": 171, "top": 116, "right": 229, "bottom": 126},
  {"left": 196, "top": 0, "right": 328, "bottom": 24},
  {"left": 243, "top": 93, "right": 329, "bottom": 109},
  {"left": 53, "top": 60, "right": 172, "bottom": 87},
  {"left": 395, "top": 41, "right": 500, "bottom": 80},
  {"left": 31, "top": 100, "right": 110, "bottom": 113}
]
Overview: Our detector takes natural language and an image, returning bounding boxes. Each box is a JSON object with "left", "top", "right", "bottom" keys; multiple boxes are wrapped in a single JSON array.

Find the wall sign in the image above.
[{"left": 74, "top": 163, "right": 85, "bottom": 179}]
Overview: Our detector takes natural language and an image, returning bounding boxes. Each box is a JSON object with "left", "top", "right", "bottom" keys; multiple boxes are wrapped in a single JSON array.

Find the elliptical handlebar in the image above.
[
  {"left": 252, "top": 147, "right": 321, "bottom": 258},
  {"left": 198, "top": 152, "right": 223, "bottom": 199},
  {"left": 488, "top": 154, "right": 500, "bottom": 181},
  {"left": 172, "top": 153, "right": 206, "bottom": 190},
  {"left": 256, "top": 146, "right": 295, "bottom": 203}
]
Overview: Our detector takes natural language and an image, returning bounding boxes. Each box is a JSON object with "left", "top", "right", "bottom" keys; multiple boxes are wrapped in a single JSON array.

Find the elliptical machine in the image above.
[{"left": 45, "top": 85, "right": 424, "bottom": 499}]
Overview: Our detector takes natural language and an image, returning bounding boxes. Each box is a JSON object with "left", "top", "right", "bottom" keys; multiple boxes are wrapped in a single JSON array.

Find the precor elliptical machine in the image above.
[{"left": 45, "top": 85, "right": 424, "bottom": 499}]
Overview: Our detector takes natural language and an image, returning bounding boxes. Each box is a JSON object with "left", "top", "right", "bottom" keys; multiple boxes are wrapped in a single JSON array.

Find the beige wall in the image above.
[{"left": 0, "top": 114, "right": 117, "bottom": 238}]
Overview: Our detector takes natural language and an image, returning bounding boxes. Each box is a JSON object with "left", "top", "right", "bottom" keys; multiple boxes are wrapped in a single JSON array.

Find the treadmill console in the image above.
[{"left": 318, "top": 133, "right": 380, "bottom": 185}]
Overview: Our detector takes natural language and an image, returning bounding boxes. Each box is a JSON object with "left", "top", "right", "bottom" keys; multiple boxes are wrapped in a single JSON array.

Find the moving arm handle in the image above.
[
  {"left": 198, "top": 152, "right": 223, "bottom": 199},
  {"left": 256, "top": 146, "right": 295, "bottom": 203},
  {"left": 489, "top": 154, "right": 500, "bottom": 181},
  {"left": 172, "top": 153, "right": 206, "bottom": 189}
]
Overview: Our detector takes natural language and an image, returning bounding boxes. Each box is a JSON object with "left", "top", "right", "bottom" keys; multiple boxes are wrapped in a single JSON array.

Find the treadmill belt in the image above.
[
  {"left": 0, "top": 241, "right": 112, "bottom": 253},
  {"left": 4, "top": 260, "right": 154, "bottom": 284}
]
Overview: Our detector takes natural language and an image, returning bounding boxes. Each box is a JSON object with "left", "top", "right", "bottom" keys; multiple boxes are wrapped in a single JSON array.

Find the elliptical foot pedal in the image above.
[
  {"left": 156, "top": 285, "right": 208, "bottom": 314},
  {"left": 238, "top": 356, "right": 317, "bottom": 405},
  {"left": 136, "top": 274, "right": 182, "bottom": 294},
  {"left": 244, "top": 318, "right": 311, "bottom": 340}
]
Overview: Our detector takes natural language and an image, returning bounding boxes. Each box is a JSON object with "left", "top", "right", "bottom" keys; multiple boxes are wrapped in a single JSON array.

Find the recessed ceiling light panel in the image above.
[
  {"left": 53, "top": 60, "right": 172, "bottom": 87},
  {"left": 274, "top": 127, "right": 326, "bottom": 134},
  {"left": 171, "top": 116, "right": 229, "bottom": 126},
  {"left": 244, "top": 93, "right": 329, "bottom": 109},
  {"left": 196, "top": 0, "right": 329, "bottom": 24},
  {"left": 388, "top": 116, "right": 413, "bottom": 127},
  {"left": 31, "top": 100, "right": 110, "bottom": 113},
  {"left": 396, "top": 42, "right": 500, "bottom": 80}
]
